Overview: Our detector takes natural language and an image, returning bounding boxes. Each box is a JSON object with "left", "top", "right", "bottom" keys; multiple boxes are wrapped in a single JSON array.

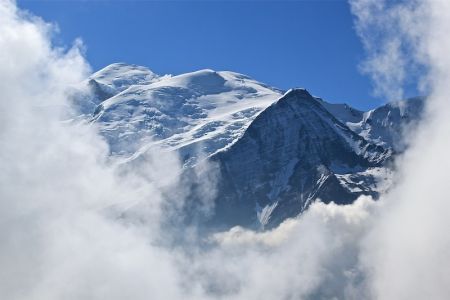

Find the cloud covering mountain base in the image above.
[{"left": 0, "top": 0, "right": 449, "bottom": 299}]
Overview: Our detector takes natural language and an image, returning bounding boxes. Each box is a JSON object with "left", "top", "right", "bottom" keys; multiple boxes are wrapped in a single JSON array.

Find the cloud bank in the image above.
[
  {"left": 350, "top": 0, "right": 450, "bottom": 298},
  {"left": 0, "top": 0, "right": 449, "bottom": 299}
]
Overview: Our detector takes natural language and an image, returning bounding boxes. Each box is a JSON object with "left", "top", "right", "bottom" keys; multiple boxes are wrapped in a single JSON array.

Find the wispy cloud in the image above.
[{"left": 350, "top": 0, "right": 450, "bottom": 298}]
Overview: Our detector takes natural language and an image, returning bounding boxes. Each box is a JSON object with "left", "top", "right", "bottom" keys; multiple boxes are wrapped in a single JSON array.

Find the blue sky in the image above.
[{"left": 20, "top": 0, "right": 385, "bottom": 110}]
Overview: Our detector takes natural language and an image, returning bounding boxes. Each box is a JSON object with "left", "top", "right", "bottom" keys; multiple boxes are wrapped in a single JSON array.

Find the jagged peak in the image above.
[
  {"left": 86, "top": 63, "right": 165, "bottom": 99},
  {"left": 272, "top": 88, "right": 329, "bottom": 113},
  {"left": 91, "top": 62, "right": 158, "bottom": 80},
  {"left": 146, "top": 68, "right": 227, "bottom": 93},
  {"left": 283, "top": 88, "right": 313, "bottom": 99}
]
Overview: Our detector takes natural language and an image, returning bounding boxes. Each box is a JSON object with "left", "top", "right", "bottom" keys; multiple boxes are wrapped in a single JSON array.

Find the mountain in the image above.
[
  {"left": 346, "top": 97, "right": 425, "bottom": 151},
  {"left": 209, "top": 89, "right": 391, "bottom": 229},
  {"left": 72, "top": 63, "right": 167, "bottom": 115},
  {"left": 73, "top": 63, "right": 424, "bottom": 229},
  {"left": 86, "top": 65, "right": 283, "bottom": 161},
  {"left": 320, "top": 96, "right": 425, "bottom": 151}
]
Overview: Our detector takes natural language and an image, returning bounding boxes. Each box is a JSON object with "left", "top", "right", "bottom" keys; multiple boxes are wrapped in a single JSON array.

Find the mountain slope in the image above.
[
  {"left": 72, "top": 63, "right": 167, "bottom": 115},
  {"left": 321, "top": 97, "right": 425, "bottom": 151},
  {"left": 91, "top": 68, "right": 283, "bottom": 161},
  {"left": 347, "top": 97, "right": 425, "bottom": 151},
  {"left": 209, "top": 89, "right": 390, "bottom": 229},
  {"left": 72, "top": 63, "right": 423, "bottom": 230}
]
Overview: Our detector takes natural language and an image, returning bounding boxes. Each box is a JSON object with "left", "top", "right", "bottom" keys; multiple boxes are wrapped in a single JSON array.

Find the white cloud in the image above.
[
  {"left": 350, "top": 0, "right": 450, "bottom": 299},
  {"left": 0, "top": 1, "right": 185, "bottom": 298}
]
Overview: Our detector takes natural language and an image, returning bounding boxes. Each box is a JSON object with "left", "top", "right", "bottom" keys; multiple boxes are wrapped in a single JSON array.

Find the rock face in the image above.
[
  {"left": 210, "top": 89, "right": 390, "bottom": 229},
  {"left": 73, "top": 63, "right": 424, "bottom": 229}
]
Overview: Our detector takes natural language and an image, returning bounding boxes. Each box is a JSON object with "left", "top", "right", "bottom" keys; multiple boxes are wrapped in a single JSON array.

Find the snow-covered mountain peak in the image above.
[
  {"left": 88, "top": 66, "right": 283, "bottom": 159},
  {"left": 283, "top": 87, "right": 312, "bottom": 97},
  {"left": 146, "top": 68, "right": 280, "bottom": 97},
  {"left": 347, "top": 96, "right": 425, "bottom": 151},
  {"left": 146, "top": 69, "right": 229, "bottom": 95},
  {"left": 89, "top": 63, "right": 165, "bottom": 95},
  {"left": 277, "top": 88, "right": 326, "bottom": 108},
  {"left": 272, "top": 88, "right": 356, "bottom": 126}
]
